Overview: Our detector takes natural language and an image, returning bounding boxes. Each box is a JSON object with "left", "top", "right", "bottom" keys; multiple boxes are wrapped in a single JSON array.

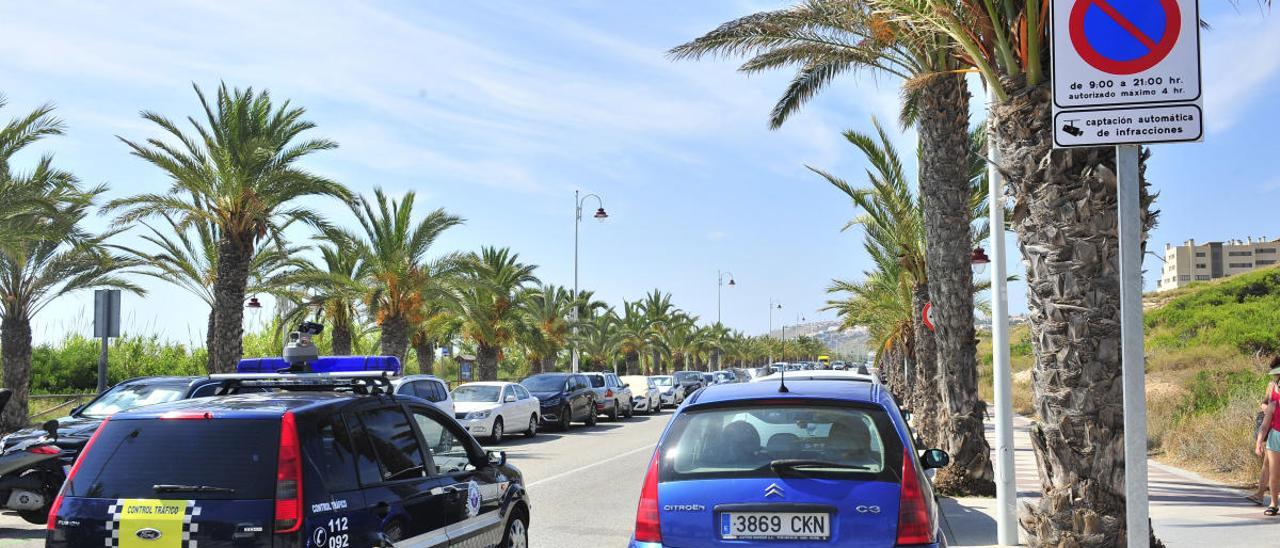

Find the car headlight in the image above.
[{"left": 464, "top": 410, "right": 491, "bottom": 420}]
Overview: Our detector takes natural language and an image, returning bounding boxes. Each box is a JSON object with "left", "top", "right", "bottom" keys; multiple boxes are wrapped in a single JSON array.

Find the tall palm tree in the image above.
[
  {"left": 108, "top": 83, "right": 352, "bottom": 373},
  {"left": 116, "top": 210, "right": 308, "bottom": 357},
  {"left": 409, "top": 302, "right": 458, "bottom": 375},
  {"left": 344, "top": 188, "right": 463, "bottom": 362},
  {"left": 814, "top": 118, "right": 997, "bottom": 492},
  {"left": 578, "top": 309, "right": 622, "bottom": 372},
  {"left": 0, "top": 99, "right": 143, "bottom": 429},
  {"left": 452, "top": 247, "right": 539, "bottom": 381},
  {"left": 866, "top": 0, "right": 1165, "bottom": 539},
  {"left": 671, "top": 2, "right": 992, "bottom": 494},
  {"left": 518, "top": 284, "right": 574, "bottom": 374}
]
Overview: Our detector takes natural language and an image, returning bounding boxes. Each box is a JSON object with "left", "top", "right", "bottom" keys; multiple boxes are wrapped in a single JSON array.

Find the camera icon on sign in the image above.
[{"left": 1061, "top": 121, "right": 1083, "bottom": 137}]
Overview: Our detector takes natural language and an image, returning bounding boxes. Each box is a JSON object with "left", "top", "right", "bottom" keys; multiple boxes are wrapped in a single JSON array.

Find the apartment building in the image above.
[{"left": 1156, "top": 237, "right": 1280, "bottom": 291}]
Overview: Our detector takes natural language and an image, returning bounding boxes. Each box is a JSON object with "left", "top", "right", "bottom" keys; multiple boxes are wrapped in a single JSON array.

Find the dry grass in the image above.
[{"left": 1157, "top": 391, "right": 1263, "bottom": 486}]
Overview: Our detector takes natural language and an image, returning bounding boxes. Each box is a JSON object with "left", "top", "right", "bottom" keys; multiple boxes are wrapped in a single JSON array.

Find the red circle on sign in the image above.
[
  {"left": 922, "top": 302, "right": 935, "bottom": 332},
  {"left": 1070, "top": 0, "right": 1181, "bottom": 75}
]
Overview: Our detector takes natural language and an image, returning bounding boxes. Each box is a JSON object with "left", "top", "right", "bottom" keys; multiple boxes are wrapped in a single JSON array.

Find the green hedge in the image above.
[{"left": 1146, "top": 266, "right": 1280, "bottom": 355}]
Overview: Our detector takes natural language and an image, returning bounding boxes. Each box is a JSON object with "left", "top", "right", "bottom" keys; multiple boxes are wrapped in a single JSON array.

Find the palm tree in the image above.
[
  {"left": 344, "top": 188, "right": 463, "bottom": 362},
  {"left": 452, "top": 247, "right": 539, "bottom": 381},
  {"left": 578, "top": 309, "right": 622, "bottom": 372},
  {"left": 409, "top": 301, "right": 458, "bottom": 375},
  {"left": 108, "top": 83, "right": 352, "bottom": 373},
  {"left": 276, "top": 240, "right": 367, "bottom": 355},
  {"left": 866, "top": 0, "right": 1165, "bottom": 538},
  {"left": 616, "top": 302, "right": 651, "bottom": 375},
  {"left": 0, "top": 99, "right": 143, "bottom": 429},
  {"left": 116, "top": 210, "right": 309, "bottom": 357},
  {"left": 813, "top": 118, "right": 997, "bottom": 493},
  {"left": 638, "top": 289, "right": 678, "bottom": 373},
  {"left": 671, "top": 2, "right": 992, "bottom": 494},
  {"left": 518, "top": 284, "right": 574, "bottom": 374}
]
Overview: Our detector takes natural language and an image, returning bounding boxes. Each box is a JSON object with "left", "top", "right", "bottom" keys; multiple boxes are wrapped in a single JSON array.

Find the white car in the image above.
[
  {"left": 621, "top": 375, "right": 661, "bottom": 414},
  {"left": 751, "top": 369, "right": 881, "bottom": 384},
  {"left": 392, "top": 374, "right": 455, "bottom": 416},
  {"left": 451, "top": 381, "right": 541, "bottom": 443},
  {"left": 650, "top": 375, "right": 683, "bottom": 407}
]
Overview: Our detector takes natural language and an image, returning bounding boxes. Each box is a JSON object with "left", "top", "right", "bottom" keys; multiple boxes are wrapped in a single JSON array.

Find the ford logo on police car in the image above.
[{"left": 135, "top": 528, "right": 163, "bottom": 540}]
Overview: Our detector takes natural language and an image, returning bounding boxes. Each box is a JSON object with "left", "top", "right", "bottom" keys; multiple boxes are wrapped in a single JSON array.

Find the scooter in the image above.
[{"left": 0, "top": 412, "right": 69, "bottom": 524}]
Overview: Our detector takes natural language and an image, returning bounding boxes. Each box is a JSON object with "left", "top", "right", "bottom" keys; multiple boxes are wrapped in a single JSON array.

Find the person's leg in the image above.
[{"left": 1267, "top": 436, "right": 1280, "bottom": 513}]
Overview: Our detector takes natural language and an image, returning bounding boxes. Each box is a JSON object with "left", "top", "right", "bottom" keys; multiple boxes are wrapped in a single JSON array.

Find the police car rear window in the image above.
[{"left": 66, "top": 419, "right": 278, "bottom": 500}]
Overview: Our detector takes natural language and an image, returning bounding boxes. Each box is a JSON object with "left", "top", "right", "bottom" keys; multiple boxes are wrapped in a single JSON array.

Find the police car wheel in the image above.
[
  {"left": 502, "top": 511, "right": 528, "bottom": 548},
  {"left": 490, "top": 417, "right": 504, "bottom": 443},
  {"left": 525, "top": 415, "right": 538, "bottom": 437}
]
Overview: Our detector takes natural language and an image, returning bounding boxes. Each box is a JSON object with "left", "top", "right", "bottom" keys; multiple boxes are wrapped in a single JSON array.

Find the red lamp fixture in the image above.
[
  {"left": 593, "top": 207, "right": 608, "bottom": 220},
  {"left": 970, "top": 247, "right": 991, "bottom": 265},
  {"left": 246, "top": 297, "right": 263, "bottom": 309}
]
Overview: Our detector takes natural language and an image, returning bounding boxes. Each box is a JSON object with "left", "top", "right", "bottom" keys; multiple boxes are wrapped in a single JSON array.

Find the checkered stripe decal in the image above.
[{"left": 104, "top": 500, "right": 202, "bottom": 548}]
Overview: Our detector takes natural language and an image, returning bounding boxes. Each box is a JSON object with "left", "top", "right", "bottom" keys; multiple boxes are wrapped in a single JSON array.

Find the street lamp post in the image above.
[
  {"left": 985, "top": 99, "right": 1017, "bottom": 546},
  {"left": 572, "top": 189, "right": 607, "bottom": 374},
  {"left": 716, "top": 270, "right": 736, "bottom": 325},
  {"left": 768, "top": 299, "right": 781, "bottom": 364}
]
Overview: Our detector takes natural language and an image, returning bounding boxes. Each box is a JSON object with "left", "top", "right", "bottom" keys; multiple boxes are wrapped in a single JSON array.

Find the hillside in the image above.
[{"left": 768, "top": 320, "right": 871, "bottom": 356}]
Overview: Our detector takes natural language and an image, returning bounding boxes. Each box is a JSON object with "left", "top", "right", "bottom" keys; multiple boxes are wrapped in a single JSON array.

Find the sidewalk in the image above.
[{"left": 939, "top": 415, "right": 1278, "bottom": 546}]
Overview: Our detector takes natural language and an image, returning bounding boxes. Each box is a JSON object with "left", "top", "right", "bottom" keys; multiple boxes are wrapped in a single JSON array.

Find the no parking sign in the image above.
[{"left": 1052, "top": 0, "right": 1203, "bottom": 146}]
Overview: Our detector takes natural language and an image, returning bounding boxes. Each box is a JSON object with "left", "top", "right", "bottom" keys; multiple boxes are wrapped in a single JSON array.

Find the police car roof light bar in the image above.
[
  {"left": 236, "top": 355, "right": 403, "bottom": 375},
  {"left": 210, "top": 370, "right": 396, "bottom": 396}
]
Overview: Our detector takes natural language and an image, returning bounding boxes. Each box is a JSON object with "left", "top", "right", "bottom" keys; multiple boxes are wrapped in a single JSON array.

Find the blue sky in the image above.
[{"left": 2, "top": 0, "right": 1278, "bottom": 346}]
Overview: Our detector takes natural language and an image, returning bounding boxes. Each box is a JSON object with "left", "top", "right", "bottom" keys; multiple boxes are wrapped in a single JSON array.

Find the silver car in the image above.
[{"left": 650, "top": 375, "right": 683, "bottom": 407}]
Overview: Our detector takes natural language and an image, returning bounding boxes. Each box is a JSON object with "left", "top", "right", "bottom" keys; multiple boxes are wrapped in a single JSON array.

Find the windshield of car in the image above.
[
  {"left": 521, "top": 375, "right": 567, "bottom": 392},
  {"left": 79, "top": 383, "right": 189, "bottom": 419},
  {"left": 66, "top": 418, "right": 278, "bottom": 499},
  {"left": 453, "top": 385, "right": 501, "bottom": 402},
  {"left": 674, "top": 372, "right": 701, "bottom": 382},
  {"left": 658, "top": 404, "right": 902, "bottom": 483},
  {"left": 653, "top": 377, "right": 673, "bottom": 386}
]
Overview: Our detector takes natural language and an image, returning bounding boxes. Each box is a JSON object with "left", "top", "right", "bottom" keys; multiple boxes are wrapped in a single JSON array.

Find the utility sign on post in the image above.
[
  {"left": 93, "top": 289, "right": 121, "bottom": 393},
  {"left": 1052, "top": 0, "right": 1202, "bottom": 147}
]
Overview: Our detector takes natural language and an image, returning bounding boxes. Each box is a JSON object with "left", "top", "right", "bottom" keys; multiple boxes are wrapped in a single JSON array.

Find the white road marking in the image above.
[{"left": 526, "top": 443, "right": 656, "bottom": 488}]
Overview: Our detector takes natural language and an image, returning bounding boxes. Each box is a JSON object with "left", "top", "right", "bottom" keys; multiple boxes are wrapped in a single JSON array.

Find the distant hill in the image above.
[{"left": 769, "top": 320, "right": 871, "bottom": 357}]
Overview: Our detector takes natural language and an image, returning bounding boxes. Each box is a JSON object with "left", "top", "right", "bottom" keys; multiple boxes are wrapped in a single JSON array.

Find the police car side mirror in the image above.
[{"left": 487, "top": 450, "right": 507, "bottom": 467}]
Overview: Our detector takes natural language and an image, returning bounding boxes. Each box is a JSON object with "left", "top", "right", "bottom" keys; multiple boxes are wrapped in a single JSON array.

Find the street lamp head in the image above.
[
  {"left": 970, "top": 247, "right": 991, "bottom": 265},
  {"left": 593, "top": 207, "right": 608, "bottom": 221},
  {"left": 246, "top": 297, "right": 262, "bottom": 309},
  {"left": 728, "top": 278, "right": 736, "bottom": 287}
]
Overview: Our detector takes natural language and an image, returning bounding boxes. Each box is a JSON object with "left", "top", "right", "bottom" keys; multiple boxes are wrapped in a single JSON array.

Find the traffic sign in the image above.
[
  {"left": 922, "top": 302, "right": 936, "bottom": 332},
  {"left": 1052, "top": 0, "right": 1202, "bottom": 147}
]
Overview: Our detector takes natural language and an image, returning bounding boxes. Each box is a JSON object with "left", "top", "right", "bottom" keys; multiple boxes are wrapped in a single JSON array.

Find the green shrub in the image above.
[{"left": 1146, "top": 267, "right": 1280, "bottom": 355}]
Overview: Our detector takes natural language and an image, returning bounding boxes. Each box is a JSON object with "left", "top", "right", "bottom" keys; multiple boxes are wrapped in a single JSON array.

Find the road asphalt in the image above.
[{"left": 0, "top": 408, "right": 673, "bottom": 547}]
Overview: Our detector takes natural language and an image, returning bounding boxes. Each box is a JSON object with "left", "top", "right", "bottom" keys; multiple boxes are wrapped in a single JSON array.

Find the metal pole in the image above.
[
  {"left": 987, "top": 107, "right": 1018, "bottom": 546},
  {"left": 1117, "top": 144, "right": 1149, "bottom": 548},
  {"left": 97, "top": 331, "right": 109, "bottom": 394},
  {"left": 717, "top": 271, "right": 722, "bottom": 325},
  {"left": 572, "top": 190, "right": 580, "bottom": 374}
]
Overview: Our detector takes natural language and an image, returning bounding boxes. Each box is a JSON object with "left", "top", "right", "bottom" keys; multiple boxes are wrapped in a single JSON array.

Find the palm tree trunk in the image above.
[
  {"left": 331, "top": 317, "right": 353, "bottom": 356},
  {"left": 477, "top": 344, "right": 500, "bottom": 381},
  {"left": 209, "top": 239, "right": 252, "bottom": 374},
  {"left": 909, "top": 284, "right": 941, "bottom": 448},
  {"left": 626, "top": 351, "right": 639, "bottom": 376},
  {"left": 412, "top": 339, "right": 435, "bottom": 376},
  {"left": 379, "top": 314, "right": 409, "bottom": 363},
  {"left": 917, "top": 74, "right": 995, "bottom": 496},
  {"left": 995, "top": 84, "right": 1158, "bottom": 547},
  {"left": 0, "top": 312, "right": 33, "bottom": 432},
  {"left": 652, "top": 349, "right": 663, "bottom": 374},
  {"left": 540, "top": 356, "right": 556, "bottom": 374}
]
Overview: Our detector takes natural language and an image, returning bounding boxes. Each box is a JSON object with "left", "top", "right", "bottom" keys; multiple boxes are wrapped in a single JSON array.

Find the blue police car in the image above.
[
  {"left": 46, "top": 355, "right": 530, "bottom": 548},
  {"left": 630, "top": 379, "right": 949, "bottom": 547}
]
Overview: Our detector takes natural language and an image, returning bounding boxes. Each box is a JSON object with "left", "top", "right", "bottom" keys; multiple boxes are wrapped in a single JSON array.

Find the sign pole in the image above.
[
  {"left": 1117, "top": 143, "right": 1149, "bottom": 548},
  {"left": 93, "top": 289, "right": 121, "bottom": 394},
  {"left": 987, "top": 104, "right": 1018, "bottom": 545}
]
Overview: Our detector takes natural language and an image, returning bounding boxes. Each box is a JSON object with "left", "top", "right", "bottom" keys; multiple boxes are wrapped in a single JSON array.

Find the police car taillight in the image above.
[
  {"left": 273, "top": 411, "right": 303, "bottom": 534},
  {"left": 237, "top": 355, "right": 402, "bottom": 375},
  {"left": 48, "top": 418, "right": 109, "bottom": 530}
]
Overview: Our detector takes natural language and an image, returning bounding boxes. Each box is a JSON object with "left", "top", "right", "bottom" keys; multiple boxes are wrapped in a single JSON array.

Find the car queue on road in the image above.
[{"left": 4, "top": 322, "right": 922, "bottom": 548}]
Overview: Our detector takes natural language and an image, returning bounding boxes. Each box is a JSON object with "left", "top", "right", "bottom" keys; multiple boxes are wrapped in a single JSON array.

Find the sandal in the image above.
[
  {"left": 1247, "top": 493, "right": 1266, "bottom": 506},
  {"left": 1264, "top": 506, "right": 1278, "bottom": 516}
]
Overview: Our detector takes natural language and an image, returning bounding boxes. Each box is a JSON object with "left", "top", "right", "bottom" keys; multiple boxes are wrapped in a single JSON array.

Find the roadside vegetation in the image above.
[{"left": 977, "top": 266, "right": 1280, "bottom": 486}]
